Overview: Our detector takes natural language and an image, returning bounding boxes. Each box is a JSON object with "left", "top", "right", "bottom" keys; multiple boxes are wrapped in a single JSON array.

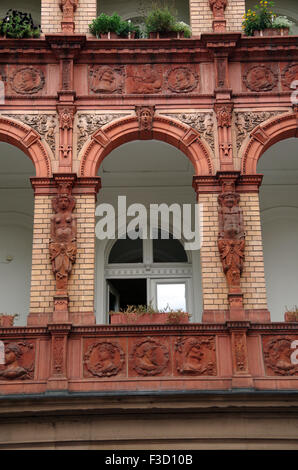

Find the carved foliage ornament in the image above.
[
  {"left": 136, "top": 106, "right": 155, "bottom": 132},
  {"left": 244, "top": 65, "right": 278, "bottom": 92},
  {"left": 218, "top": 182, "right": 245, "bottom": 289},
  {"left": 131, "top": 338, "right": 169, "bottom": 376},
  {"left": 235, "top": 111, "right": 284, "bottom": 150},
  {"left": 49, "top": 181, "right": 77, "bottom": 293},
  {"left": 232, "top": 333, "right": 248, "bottom": 373},
  {"left": 84, "top": 341, "right": 125, "bottom": 378},
  {"left": 164, "top": 112, "right": 215, "bottom": 150},
  {"left": 0, "top": 341, "right": 35, "bottom": 380},
  {"left": 263, "top": 336, "right": 298, "bottom": 376},
  {"left": 52, "top": 337, "right": 65, "bottom": 375},
  {"left": 10, "top": 67, "right": 45, "bottom": 95},
  {"left": 175, "top": 336, "right": 216, "bottom": 375},
  {"left": 215, "top": 104, "right": 233, "bottom": 128}
]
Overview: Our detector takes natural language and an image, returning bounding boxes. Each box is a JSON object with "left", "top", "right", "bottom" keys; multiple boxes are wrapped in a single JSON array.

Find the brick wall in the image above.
[
  {"left": 189, "top": 0, "right": 246, "bottom": 35},
  {"left": 41, "top": 0, "right": 97, "bottom": 34},
  {"left": 199, "top": 191, "right": 268, "bottom": 312}
]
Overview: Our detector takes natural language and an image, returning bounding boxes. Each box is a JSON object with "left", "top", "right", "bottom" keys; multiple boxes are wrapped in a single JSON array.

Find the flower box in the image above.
[
  {"left": 149, "top": 31, "right": 183, "bottom": 39},
  {"left": 253, "top": 27, "right": 289, "bottom": 36},
  {"left": 110, "top": 312, "right": 190, "bottom": 325},
  {"left": 284, "top": 312, "right": 298, "bottom": 322}
]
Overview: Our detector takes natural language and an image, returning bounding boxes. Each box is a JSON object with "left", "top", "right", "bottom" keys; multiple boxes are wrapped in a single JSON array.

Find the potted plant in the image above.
[
  {"left": 89, "top": 13, "right": 140, "bottom": 39},
  {"left": 145, "top": 6, "right": 191, "bottom": 39},
  {"left": 109, "top": 304, "right": 190, "bottom": 324},
  {"left": 0, "top": 10, "right": 41, "bottom": 39},
  {"left": 0, "top": 313, "right": 18, "bottom": 327},
  {"left": 242, "top": 1, "right": 293, "bottom": 37},
  {"left": 284, "top": 306, "right": 298, "bottom": 322}
]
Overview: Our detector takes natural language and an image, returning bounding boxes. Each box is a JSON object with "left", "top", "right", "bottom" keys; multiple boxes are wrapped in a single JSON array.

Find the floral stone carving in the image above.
[
  {"left": 263, "top": 336, "right": 298, "bottom": 376},
  {"left": 49, "top": 181, "right": 76, "bottom": 293},
  {"left": 84, "top": 341, "right": 125, "bottom": 378},
  {"left": 0, "top": 342, "right": 35, "bottom": 380},
  {"left": 131, "top": 338, "right": 169, "bottom": 376},
  {"left": 235, "top": 111, "right": 284, "bottom": 150},
  {"left": 10, "top": 67, "right": 45, "bottom": 94},
  {"left": 164, "top": 112, "right": 215, "bottom": 150},
  {"left": 218, "top": 182, "right": 245, "bottom": 289},
  {"left": 175, "top": 336, "right": 216, "bottom": 375}
]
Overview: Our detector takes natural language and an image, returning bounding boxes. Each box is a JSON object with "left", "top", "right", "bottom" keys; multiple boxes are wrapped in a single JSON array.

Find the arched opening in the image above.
[
  {"left": 258, "top": 137, "right": 298, "bottom": 321},
  {"left": 95, "top": 140, "right": 203, "bottom": 323},
  {"left": 0, "top": 142, "right": 35, "bottom": 326}
]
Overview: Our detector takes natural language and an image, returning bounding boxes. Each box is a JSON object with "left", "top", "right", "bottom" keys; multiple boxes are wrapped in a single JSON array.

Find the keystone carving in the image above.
[
  {"left": 263, "top": 336, "right": 298, "bottom": 376},
  {"left": 9, "top": 67, "right": 45, "bottom": 95},
  {"left": 131, "top": 338, "right": 169, "bottom": 376},
  {"left": 0, "top": 342, "right": 35, "bottom": 380},
  {"left": 136, "top": 106, "right": 155, "bottom": 132},
  {"left": 49, "top": 180, "right": 76, "bottom": 294},
  {"left": 84, "top": 341, "right": 125, "bottom": 378},
  {"left": 175, "top": 336, "right": 216, "bottom": 375},
  {"left": 243, "top": 64, "right": 278, "bottom": 92},
  {"left": 218, "top": 181, "right": 245, "bottom": 289},
  {"left": 164, "top": 113, "right": 215, "bottom": 150}
]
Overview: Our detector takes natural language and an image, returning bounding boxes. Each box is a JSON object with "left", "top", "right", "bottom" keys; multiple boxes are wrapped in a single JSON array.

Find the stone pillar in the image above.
[{"left": 189, "top": 0, "right": 245, "bottom": 36}]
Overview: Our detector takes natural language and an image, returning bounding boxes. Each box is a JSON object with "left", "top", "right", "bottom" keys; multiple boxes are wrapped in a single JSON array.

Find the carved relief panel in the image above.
[
  {"left": 89, "top": 66, "right": 124, "bottom": 94},
  {"left": 281, "top": 62, "right": 298, "bottom": 91},
  {"left": 263, "top": 335, "right": 298, "bottom": 376},
  {"left": 174, "top": 336, "right": 217, "bottom": 376},
  {"left": 7, "top": 66, "right": 46, "bottom": 95},
  {"left": 242, "top": 64, "right": 279, "bottom": 92},
  {"left": 129, "top": 337, "right": 170, "bottom": 377},
  {"left": 0, "top": 341, "right": 35, "bottom": 380},
  {"left": 83, "top": 339, "right": 126, "bottom": 378}
]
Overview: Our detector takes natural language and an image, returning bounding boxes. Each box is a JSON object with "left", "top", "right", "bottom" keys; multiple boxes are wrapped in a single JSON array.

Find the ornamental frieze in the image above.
[
  {"left": 263, "top": 336, "right": 298, "bottom": 376},
  {"left": 130, "top": 337, "right": 169, "bottom": 376},
  {"left": 84, "top": 340, "right": 125, "bottom": 378},
  {"left": 8, "top": 66, "right": 45, "bottom": 95},
  {"left": 235, "top": 111, "right": 285, "bottom": 149},
  {"left": 126, "top": 64, "right": 163, "bottom": 94},
  {"left": 243, "top": 64, "right": 278, "bottom": 92},
  {"left": 3, "top": 113, "right": 57, "bottom": 155},
  {"left": 77, "top": 113, "right": 129, "bottom": 153},
  {"left": 89, "top": 65, "right": 124, "bottom": 94},
  {"left": 281, "top": 63, "right": 298, "bottom": 90},
  {"left": 175, "top": 336, "right": 216, "bottom": 376},
  {"left": 163, "top": 112, "right": 215, "bottom": 150},
  {"left": 0, "top": 341, "right": 35, "bottom": 380}
]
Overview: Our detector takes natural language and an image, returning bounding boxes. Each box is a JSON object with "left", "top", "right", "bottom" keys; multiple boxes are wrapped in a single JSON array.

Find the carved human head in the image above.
[
  {"left": 218, "top": 191, "right": 240, "bottom": 208},
  {"left": 5, "top": 343, "right": 22, "bottom": 364}
]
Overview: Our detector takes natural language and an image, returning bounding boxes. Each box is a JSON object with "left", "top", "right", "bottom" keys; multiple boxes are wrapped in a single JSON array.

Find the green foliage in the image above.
[
  {"left": 145, "top": 6, "right": 176, "bottom": 33},
  {"left": 0, "top": 9, "right": 41, "bottom": 39},
  {"left": 89, "top": 13, "right": 140, "bottom": 38},
  {"left": 173, "top": 21, "right": 192, "bottom": 38},
  {"left": 242, "top": 1, "right": 292, "bottom": 36}
]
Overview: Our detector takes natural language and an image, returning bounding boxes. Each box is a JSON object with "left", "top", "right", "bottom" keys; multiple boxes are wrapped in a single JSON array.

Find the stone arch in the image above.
[
  {"left": 241, "top": 110, "right": 298, "bottom": 175},
  {"left": 0, "top": 116, "right": 51, "bottom": 177},
  {"left": 79, "top": 114, "right": 214, "bottom": 177}
]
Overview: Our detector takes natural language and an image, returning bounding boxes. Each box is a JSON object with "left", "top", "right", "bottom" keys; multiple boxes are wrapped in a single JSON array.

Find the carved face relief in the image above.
[
  {"left": 0, "top": 342, "right": 35, "bottom": 380},
  {"left": 175, "top": 336, "right": 216, "bottom": 376},
  {"left": 263, "top": 336, "right": 298, "bottom": 376},
  {"left": 84, "top": 341, "right": 125, "bottom": 378},
  {"left": 136, "top": 106, "right": 154, "bottom": 132},
  {"left": 130, "top": 338, "right": 169, "bottom": 376},
  {"left": 126, "top": 65, "right": 163, "bottom": 94},
  {"left": 281, "top": 63, "right": 298, "bottom": 90},
  {"left": 166, "top": 67, "right": 199, "bottom": 93},
  {"left": 244, "top": 65, "right": 278, "bottom": 92},
  {"left": 89, "top": 66, "right": 123, "bottom": 94},
  {"left": 10, "top": 67, "right": 45, "bottom": 94}
]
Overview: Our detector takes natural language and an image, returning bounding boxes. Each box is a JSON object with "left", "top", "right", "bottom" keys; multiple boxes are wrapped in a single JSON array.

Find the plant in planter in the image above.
[
  {"left": 145, "top": 6, "right": 191, "bottom": 38},
  {"left": 284, "top": 306, "right": 298, "bottom": 322},
  {"left": 242, "top": 1, "right": 293, "bottom": 37},
  {"left": 109, "top": 304, "right": 190, "bottom": 324},
  {"left": 0, "top": 10, "right": 41, "bottom": 39},
  {"left": 89, "top": 13, "right": 140, "bottom": 39},
  {"left": 0, "top": 313, "right": 18, "bottom": 327},
  {"left": 173, "top": 21, "right": 192, "bottom": 38}
]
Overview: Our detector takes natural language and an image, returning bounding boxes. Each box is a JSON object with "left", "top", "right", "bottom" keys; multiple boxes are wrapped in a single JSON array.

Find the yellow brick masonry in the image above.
[
  {"left": 30, "top": 194, "right": 96, "bottom": 317},
  {"left": 189, "top": 0, "right": 246, "bottom": 35},
  {"left": 199, "top": 191, "right": 268, "bottom": 311},
  {"left": 41, "top": 0, "right": 97, "bottom": 34}
]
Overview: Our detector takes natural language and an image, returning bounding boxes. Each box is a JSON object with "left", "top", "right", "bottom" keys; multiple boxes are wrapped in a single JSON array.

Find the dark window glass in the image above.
[
  {"left": 108, "top": 238, "right": 143, "bottom": 263},
  {"left": 153, "top": 230, "right": 188, "bottom": 263}
]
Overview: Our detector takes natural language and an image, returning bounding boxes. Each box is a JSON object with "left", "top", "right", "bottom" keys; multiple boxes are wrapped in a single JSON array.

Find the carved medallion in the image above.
[
  {"left": 84, "top": 341, "right": 125, "bottom": 377},
  {"left": 166, "top": 67, "right": 199, "bottom": 93},
  {"left": 10, "top": 67, "right": 45, "bottom": 94},
  {"left": 243, "top": 65, "right": 278, "bottom": 92},
  {"left": 0, "top": 341, "right": 35, "bottom": 380},
  {"left": 263, "top": 336, "right": 298, "bottom": 376},
  {"left": 281, "top": 63, "right": 298, "bottom": 90},
  {"left": 175, "top": 336, "right": 216, "bottom": 375},
  {"left": 131, "top": 338, "right": 169, "bottom": 376},
  {"left": 126, "top": 65, "right": 163, "bottom": 94},
  {"left": 89, "top": 66, "right": 123, "bottom": 94}
]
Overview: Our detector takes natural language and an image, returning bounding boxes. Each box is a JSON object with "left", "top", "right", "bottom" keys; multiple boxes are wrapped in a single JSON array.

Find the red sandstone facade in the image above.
[{"left": 0, "top": 0, "right": 298, "bottom": 449}]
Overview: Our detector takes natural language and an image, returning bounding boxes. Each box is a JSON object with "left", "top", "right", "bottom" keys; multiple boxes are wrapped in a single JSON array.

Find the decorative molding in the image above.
[
  {"left": 77, "top": 113, "right": 128, "bottom": 153},
  {"left": 162, "top": 112, "right": 215, "bottom": 150}
]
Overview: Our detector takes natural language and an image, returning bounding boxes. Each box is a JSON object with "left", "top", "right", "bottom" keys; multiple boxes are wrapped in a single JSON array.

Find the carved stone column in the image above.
[
  {"left": 209, "top": 0, "right": 227, "bottom": 32},
  {"left": 57, "top": 105, "right": 76, "bottom": 172},
  {"left": 227, "top": 321, "right": 253, "bottom": 389},
  {"left": 47, "top": 323, "right": 72, "bottom": 391},
  {"left": 215, "top": 103, "right": 233, "bottom": 170},
  {"left": 59, "top": 0, "right": 78, "bottom": 33},
  {"left": 50, "top": 174, "right": 77, "bottom": 322}
]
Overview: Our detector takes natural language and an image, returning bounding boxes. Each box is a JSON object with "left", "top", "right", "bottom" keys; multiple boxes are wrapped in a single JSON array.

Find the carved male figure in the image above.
[
  {"left": 49, "top": 184, "right": 77, "bottom": 292},
  {"left": 218, "top": 187, "right": 245, "bottom": 288}
]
